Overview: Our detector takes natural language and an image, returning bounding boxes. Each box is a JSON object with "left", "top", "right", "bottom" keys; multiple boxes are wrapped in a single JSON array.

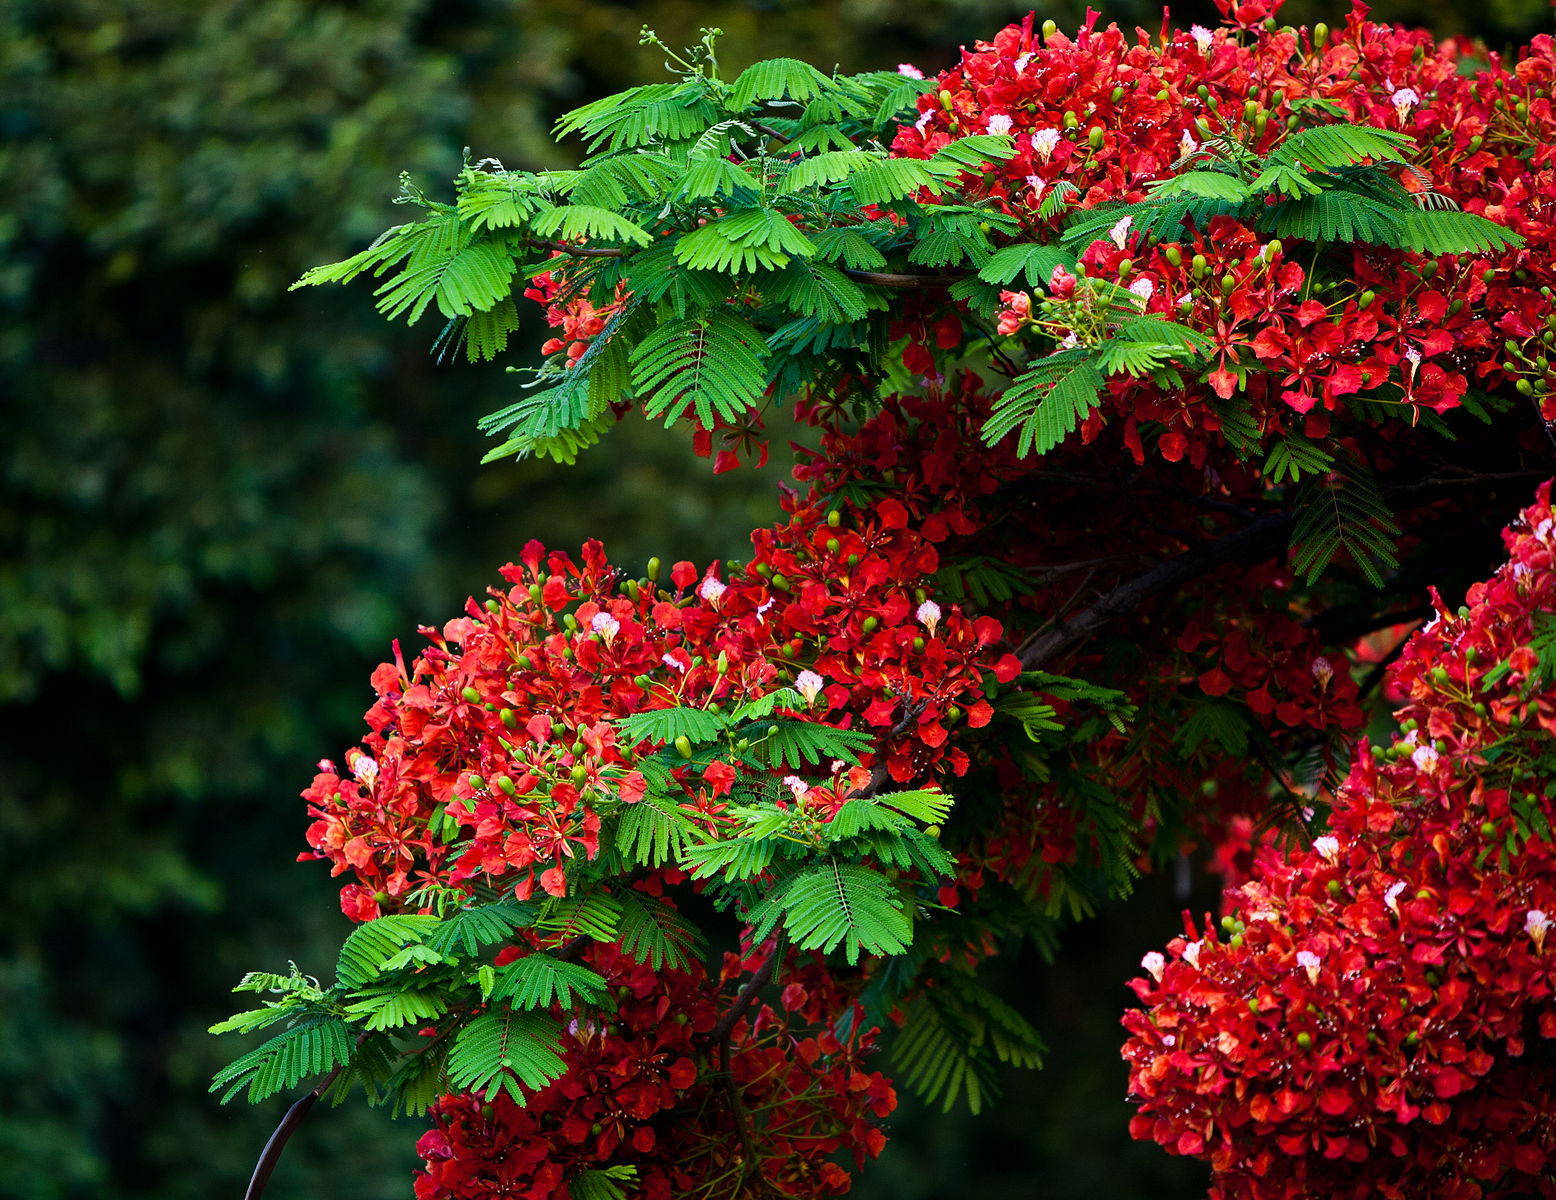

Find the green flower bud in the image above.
[
  {"left": 462, "top": 686, "right": 481, "bottom": 704},
  {"left": 468, "top": 773, "right": 486, "bottom": 791},
  {"left": 500, "top": 708, "right": 518, "bottom": 729},
  {"left": 827, "top": 509, "right": 842, "bottom": 528},
  {"left": 495, "top": 774, "right": 517, "bottom": 796},
  {"left": 1041, "top": 18, "right": 1057, "bottom": 39},
  {"left": 1312, "top": 22, "right": 1328, "bottom": 45},
  {"left": 1164, "top": 245, "right": 1182, "bottom": 267},
  {"left": 646, "top": 557, "right": 662, "bottom": 582},
  {"left": 826, "top": 537, "right": 840, "bottom": 554},
  {"left": 1296, "top": 1031, "right": 1313, "bottom": 1049},
  {"left": 1088, "top": 126, "right": 1105, "bottom": 149},
  {"left": 1110, "top": 85, "right": 1125, "bottom": 103},
  {"left": 1358, "top": 290, "right": 1375, "bottom": 310},
  {"left": 1118, "top": 257, "right": 1133, "bottom": 277},
  {"left": 1192, "top": 253, "right": 1208, "bottom": 277},
  {"left": 674, "top": 735, "right": 693, "bottom": 759}
]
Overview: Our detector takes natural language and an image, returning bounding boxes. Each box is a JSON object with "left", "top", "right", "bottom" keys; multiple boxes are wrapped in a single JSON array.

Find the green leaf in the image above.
[
  {"left": 1264, "top": 123, "right": 1415, "bottom": 173},
  {"left": 781, "top": 150, "right": 871, "bottom": 194},
  {"left": 1264, "top": 434, "right": 1334, "bottom": 485},
  {"left": 530, "top": 205, "right": 653, "bottom": 248},
  {"left": 892, "top": 973, "right": 1045, "bottom": 1114},
  {"left": 750, "top": 861, "right": 912, "bottom": 964},
  {"left": 569, "top": 1167, "right": 641, "bottom": 1200},
  {"left": 423, "top": 898, "right": 536, "bottom": 959},
  {"left": 629, "top": 311, "right": 770, "bottom": 426},
  {"left": 810, "top": 228, "right": 890, "bottom": 272},
  {"left": 533, "top": 894, "right": 622, "bottom": 943},
  {"left": 763, "top": 259, "right": 872, "bottom": 323},
  {"left": 751, "top": 719, "right": 874, "bottom": 768},
  {"left": 343, "top": 985, "right": 450, "bottom": 1032},
  {"left": 374, "top": 233, "right": 518, "bottom": 325},
  {"left": 728, "top": 58, "right": 838, "bottom": 108},
  {"left": 1291, "top": 457, "right": 1401, "bottom": 587},
  {"left": 673, "top": 208, "right": 816, "bottom": 273},
  {"left": 615, "top": 705, "right": 725, "bottom": 747},
  {"left": 615, "top": 790, "right": 697, "bottom": 868},
  {"left": 614, "top": 891, "right": 704, "bottom": 971},
  {"left": 446, "top": 1009, "right": 567, "bottom": 1104},
  {"left": 978, "top": 243, "right": 1077, "bottom": 289},
  {"left": 929, "top": 133, "right": 1018, "bottom": 170},
  {"left": 1147, "top": 170, "right": 1253, "bottom": 202},
  {"left": 873, "top": 789, "right": 955, "bottom": 824},
  {"left": 1095, "top": 316, "right": 1214, "bottom": 377},
  {"left": 847, "top": 157, "right": 945, "bottom": 206},
  {"left": 211, "top": 1015, "right": 354, "bottom": 1105},
  {"left": 676, "top": 155, "right": 760, "bottom": 202},
  {"left": 981, "top": 352, "right": 1105, "bottom": 458},
  {"left": 489, "top": 955, "right": 608, "bottom": 1009},
  {"left": 335, "top": 916, "right": 440, "bottom": 988}
]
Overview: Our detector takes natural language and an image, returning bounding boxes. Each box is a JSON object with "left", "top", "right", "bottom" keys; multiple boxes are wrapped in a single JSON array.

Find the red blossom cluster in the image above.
[
  {"left": 1123, "top": 484, "right": 1556, "bottom": 1199},
  {"left": 894, "top": 0, "right": 1556, "bottom": 458},
  {"left": 414, "top": 944, "right": 893, "bottom": 1200},
  {"left": 301, "top": 508, "right": 1022, "bottom": 918}
]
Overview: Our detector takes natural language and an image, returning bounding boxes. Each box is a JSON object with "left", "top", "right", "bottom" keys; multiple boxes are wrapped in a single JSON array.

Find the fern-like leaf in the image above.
[
  {"left": 489, "top": 955, "right": 608, "bottom": 1009},
  {"left": 751, "top": 861, "right": 912, "bottom": 964},
  {"left": 629, "top": 311, "right": 770, "bottom": 426},
  {"left": 445, "top": 1009, "right": 567, "bottom": 1104},
  {"left": 1290, "top": 459, "right": 1401, "bottom": 587},
  {"left": 614, "top": 891, "right": 703, "bottom": 971},
  {"left": 982, "top": 352, "right": 1105, "bottom": 457},
  {"left": 211, "top": 1015, "right": 354, "bottom": 1105}
]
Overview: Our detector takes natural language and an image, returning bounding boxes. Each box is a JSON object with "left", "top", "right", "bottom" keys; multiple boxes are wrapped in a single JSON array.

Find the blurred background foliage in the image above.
[{"left": 2, "top": 0, "right": 1546, "bottom": 1195}]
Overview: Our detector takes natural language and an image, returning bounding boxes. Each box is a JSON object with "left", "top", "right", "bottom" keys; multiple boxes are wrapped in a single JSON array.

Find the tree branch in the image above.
[
  {"left": 1016, "top": 511, "right": 1295, "bottom": 671},
  {"left": 703, "top": 945, "right": 779, "bottom": 1047}
]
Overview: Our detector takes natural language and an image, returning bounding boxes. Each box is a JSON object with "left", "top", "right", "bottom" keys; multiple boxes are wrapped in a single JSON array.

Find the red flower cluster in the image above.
[
  {"left": 302, "top": 496, "right": 1021, "bottom": 916},
  {"left": 1123, "top": 483, "right": 1556, "bottom": 1199},
  {"left": 894, "top": 1, "right": 1556, "bottom": 461},
  {"left": 414, "top": 944, "right": 894, "bottom": 1199}
]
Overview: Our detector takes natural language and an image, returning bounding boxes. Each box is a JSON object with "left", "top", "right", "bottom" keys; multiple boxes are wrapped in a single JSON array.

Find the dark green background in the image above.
[{"left": 3, "top": 0, "right": 1543, "bottom": 1196}]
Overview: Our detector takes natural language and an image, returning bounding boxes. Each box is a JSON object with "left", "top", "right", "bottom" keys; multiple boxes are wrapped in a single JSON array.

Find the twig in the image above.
[
  {"left": 701, "top": 947, "right": 781, "bottom": 1198},
  {"left": 528, "top": 238, "right": 967, "bottom": 290},
  {"left": 703, "top": 946, "right": 779, "bottom": 1047},
  {"left": 1016, "top": 511, "right": 1295, "bottom": 672},
  {"left": 244, "top": 1031, "right": 369, "bottom": 1200}
]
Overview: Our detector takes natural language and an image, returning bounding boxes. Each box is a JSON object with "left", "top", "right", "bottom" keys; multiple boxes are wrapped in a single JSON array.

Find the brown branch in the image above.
[
  {"left": 528, "top": 237, "right": 966, "bottom": 290},
  {"left": 700, "top": 947, "right": 781, "bottom": 1199},
  {"left": 244, "top": 1031, "right": 368, "bottom": 1200},
  {"left": 1016, "top": 510, "right": 1295, "bottom": 672},
  {"left": 703, "top": 946, "right": 779, "bottom": 1048}
]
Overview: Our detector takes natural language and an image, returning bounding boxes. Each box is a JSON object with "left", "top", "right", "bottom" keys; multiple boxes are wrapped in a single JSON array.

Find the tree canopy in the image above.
[{"left": 209, "top": 2, "right": 1556, "bottom": 1196}]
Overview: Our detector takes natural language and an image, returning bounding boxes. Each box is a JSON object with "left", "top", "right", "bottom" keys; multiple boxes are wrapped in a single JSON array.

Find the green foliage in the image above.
[
  {"left": 982, "top": 352, "right": 1107, "bottom": 458},
  {"left": 1063, "top": 121, "right": 1525, "bottom": 258},
  {"left": 1290, "top": 456, "right": 1402, "bottom": 587},
  {"left": 489, "top": 956, "right": 609, "bottom": 1009},
  {"left": 446, "top": 1009, "right": 568, "bottom": 1103},
  {"left": 749, "top": 861, "right": 914, "bottom": 964},
  {"left": 211, "top": 1016, "right": 355, "bottom": 1105},
  {"left": 892, "top": 970, "right": 1046, "bottom": 1114}
]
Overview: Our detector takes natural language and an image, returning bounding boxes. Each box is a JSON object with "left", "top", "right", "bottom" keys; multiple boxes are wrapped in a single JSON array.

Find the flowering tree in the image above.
[{"left": 213, "top": 2, "right": 1556, "bottom": 1197}]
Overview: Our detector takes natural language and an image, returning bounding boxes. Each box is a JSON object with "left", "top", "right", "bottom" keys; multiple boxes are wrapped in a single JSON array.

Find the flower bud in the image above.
[
  {"left": 1312, "top": 22, "right": 1328, "bottom": 45},
  {"left": 462, "top": 686, "right": 481, "bottom": 703},
  {"left": 495, "top": 774, "right": 517, "bottom": 796},
  {"left": 646, "top": 557, "right": 661, "bottom": 582},
  {"left": 674, "top": 735, "right": 694, "bottom": 759}
]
